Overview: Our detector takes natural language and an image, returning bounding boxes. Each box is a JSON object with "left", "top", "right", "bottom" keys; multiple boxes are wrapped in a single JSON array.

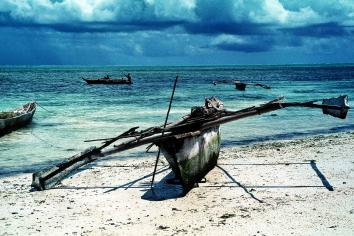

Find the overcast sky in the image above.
[{"left": 1, "top": 0, "right": 354, "bottom": 66}]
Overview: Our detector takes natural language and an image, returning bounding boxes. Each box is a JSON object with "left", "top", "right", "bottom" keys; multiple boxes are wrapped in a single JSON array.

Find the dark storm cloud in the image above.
[
  {"left": 1, "top": 1, "right": 353, "bottom": 37},
  {"left": 184, "top": 21, "right": 273, "bottom": 36},
  {"left": 0, "top": 0, "right": 354, "bottom": 65},
  {"left": 0, "top": 1, "right": 189, "bottom": 33},
  {"left": 0, "top": 12, "right": 21, "bottom": 27},
  {"left": 50, "top": 20, "right": 187, "bottom": 33},
  {"left": 213, "top": 36, "right": 276, "bottom": 53},
  {"left": 280, "top": 22, "right": 350, "bottom": 38}
]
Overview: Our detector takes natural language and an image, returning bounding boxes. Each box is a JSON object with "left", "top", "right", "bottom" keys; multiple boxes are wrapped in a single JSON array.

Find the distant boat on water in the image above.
[
  {"left": 213, "top": 79, "right": 270, "bottom": 90},
  {"left": 82, "top": 73, "right": 132, "bottom": 84}
]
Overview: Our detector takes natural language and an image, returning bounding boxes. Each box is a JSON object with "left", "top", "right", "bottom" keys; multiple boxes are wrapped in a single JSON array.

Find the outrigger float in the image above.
[
  {"left": 213, "top": 80, "right": 270, "bottom": 90},
  {"left": 31, "top": 77, "right": 349, "bottom": 194}
]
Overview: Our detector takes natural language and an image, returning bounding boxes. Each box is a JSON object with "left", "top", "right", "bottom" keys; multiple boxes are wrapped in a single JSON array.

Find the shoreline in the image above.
[
  {"left": 2, "top": 127, "right": 353, "bottom": 178},
  {"left": 1, "top": 131, "right": 354, "bottom": 235}
]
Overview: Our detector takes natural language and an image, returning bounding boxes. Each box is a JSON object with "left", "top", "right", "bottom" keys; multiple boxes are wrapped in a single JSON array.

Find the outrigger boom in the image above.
[{"left": 31, "top": 95, "right": 349, "bottom": 192}]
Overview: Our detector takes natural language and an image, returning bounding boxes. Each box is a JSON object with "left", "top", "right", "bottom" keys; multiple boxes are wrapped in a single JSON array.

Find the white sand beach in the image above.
[{"left": 1, "top": 131, "right": 354, "bottom": 236}]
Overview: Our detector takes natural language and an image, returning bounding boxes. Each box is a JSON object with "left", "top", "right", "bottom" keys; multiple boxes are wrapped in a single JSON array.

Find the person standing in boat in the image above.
[
  {"left": 105, "top": 75, "right": 110, "bottom": 80},
  {"left": 125, "top": 73, "right": 131, "bottom": 82}
]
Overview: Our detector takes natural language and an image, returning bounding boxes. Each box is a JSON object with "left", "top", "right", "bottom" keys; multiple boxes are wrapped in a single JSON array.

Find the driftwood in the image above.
[{"left": 31, "top": 95, "right": 349, "bottom": 191}]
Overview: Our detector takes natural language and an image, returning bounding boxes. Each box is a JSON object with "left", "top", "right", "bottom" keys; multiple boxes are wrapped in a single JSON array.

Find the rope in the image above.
[
  {"left": 36, "top": 102, "right": 55, "bottom": 113},
  {"left": 30, "top": 130, "right": 62, "bottom": 148},
  {"left": 30, "top": 102, "right": 70, "bottom": 150}
]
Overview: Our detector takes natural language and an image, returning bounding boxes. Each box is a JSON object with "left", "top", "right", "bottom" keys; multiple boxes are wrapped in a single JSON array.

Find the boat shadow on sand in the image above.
[
  {"left": 144, "top": 160, "right": 334, "bottom": 202},
  {"left": 103, "top": 166, "right": 187, "bottom": 201},
  {"left": 32, "top": 160, "right": 333, "bottom": 202},
  {"left": 214, "top": 160, "right": 334, "bottom": 200},
  {"left": 33, "top": 164, "right": 186, "bottom": 200}
]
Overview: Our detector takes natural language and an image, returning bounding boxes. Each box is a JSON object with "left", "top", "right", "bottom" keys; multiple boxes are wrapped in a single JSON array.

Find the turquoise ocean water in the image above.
[{"left": 1, "top": 64, "right": 353, "bottom": 176}]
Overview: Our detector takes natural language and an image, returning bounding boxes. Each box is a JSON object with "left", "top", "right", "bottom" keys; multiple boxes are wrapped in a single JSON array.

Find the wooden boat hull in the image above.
[
  {"left": 82, "top": 78, "right": 132, "bottom": 84},
  {"left": 156, "top": 126, "right": 221, "bottom": 192},
  {"left": 235, "top": 82, "right": 246, "bottom": 90},
  {"left": 0, "top": 101, "right": 36, "bottom": 137}
]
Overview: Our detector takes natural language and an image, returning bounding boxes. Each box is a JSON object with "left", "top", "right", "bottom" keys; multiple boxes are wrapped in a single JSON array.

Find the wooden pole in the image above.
[{"left": 150, "top": 76, "right": 178, "bottom": 188}]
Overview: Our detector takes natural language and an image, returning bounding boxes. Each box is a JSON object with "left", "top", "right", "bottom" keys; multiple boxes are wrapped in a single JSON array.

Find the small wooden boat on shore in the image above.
[
  {"left": 31, "top": 92, "right": 349, "bottom": 194},
  {"left": 0, "top": 101, "right": 36, "bottom": 137},
  {"left": 82, "top": 78, "right": 132, "bottom": 84}
]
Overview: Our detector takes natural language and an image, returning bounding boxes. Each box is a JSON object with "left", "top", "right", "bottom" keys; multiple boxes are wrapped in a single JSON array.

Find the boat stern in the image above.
[{"left": 156, "top": 126, "right": 221, "bottom": 192}]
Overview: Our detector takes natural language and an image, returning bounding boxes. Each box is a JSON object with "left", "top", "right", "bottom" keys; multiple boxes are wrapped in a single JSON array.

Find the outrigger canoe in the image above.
[
  {"left": 82, "top": 77, "right": 132, "bottom": 84},
  {"left": 213, "top": 80, "right": 270, "bottom": 90},
  {"left": 31, "top": 92, "right": 349, "bottom": 194},
  {"left": 0, "top": 101, "right": 36, "bottom": 137}
]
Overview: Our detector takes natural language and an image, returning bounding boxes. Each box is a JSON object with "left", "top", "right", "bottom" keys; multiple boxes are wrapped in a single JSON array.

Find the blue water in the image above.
[{"left": 1, "top": 64, "right": 353, "bottom": 176}]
